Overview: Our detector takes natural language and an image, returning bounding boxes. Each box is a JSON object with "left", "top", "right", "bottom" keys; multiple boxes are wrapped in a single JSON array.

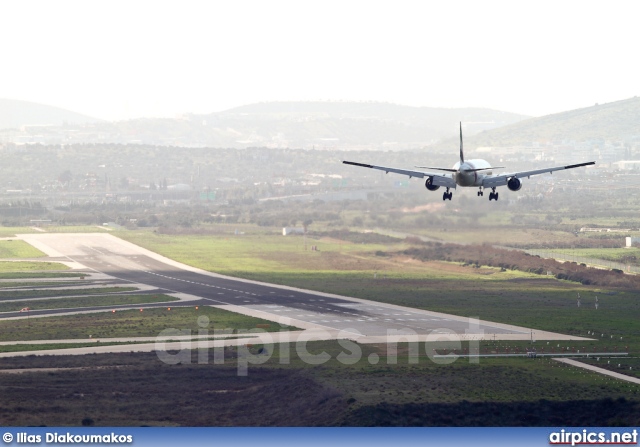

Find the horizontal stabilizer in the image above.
[
  {"left": 463, "top": 166, "right": 505, "bottom": 173},
  {"left": 343, "top": 160, "right": 432, "bottom": 179},
  {"left": 414, "top": 166, "right": 458, "bottom": 172}
]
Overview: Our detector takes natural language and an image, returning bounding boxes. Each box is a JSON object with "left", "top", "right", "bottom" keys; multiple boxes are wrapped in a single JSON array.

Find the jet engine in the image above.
[
  {"left": 507, "top": 177, "right": 522, "bottom": 191},
  {"left": 425, "top": 177, "right": 440, "bottom": 191}
]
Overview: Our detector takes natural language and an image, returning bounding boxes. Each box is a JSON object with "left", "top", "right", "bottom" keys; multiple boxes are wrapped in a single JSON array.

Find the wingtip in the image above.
[
  {"left": 564, "top": 161, "right": 596, "bottom": 169},
  {"left": 343, "top": 160, "right": 374, "bottom": 168}
]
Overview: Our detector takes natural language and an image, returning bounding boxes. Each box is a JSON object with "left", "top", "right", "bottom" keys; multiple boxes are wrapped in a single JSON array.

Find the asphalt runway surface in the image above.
[{"left": 12, "top": 233, "right": 580, "bottom": 341}]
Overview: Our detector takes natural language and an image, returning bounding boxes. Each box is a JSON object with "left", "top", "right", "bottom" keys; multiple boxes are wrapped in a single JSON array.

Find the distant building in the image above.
[
  {"left": 167, "top": 183, "right": 192, "bottom": 191},
  {"left": 613, "top": 160, "right": 640, "bottom": 170},
  {"left": 581, "top": 227, "right": 632, "bottom": 233},
  {"left": 625, "top": 237, "right": 640, "bottom": 248}
]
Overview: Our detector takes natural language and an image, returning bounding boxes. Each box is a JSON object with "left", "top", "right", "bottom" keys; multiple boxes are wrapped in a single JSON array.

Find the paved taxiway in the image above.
[
  {"left": 553, "top": 358, "right": 640, "bottom": 385},
  {"left": 10, "top": 233, "right": 586, "bottom": 344}
]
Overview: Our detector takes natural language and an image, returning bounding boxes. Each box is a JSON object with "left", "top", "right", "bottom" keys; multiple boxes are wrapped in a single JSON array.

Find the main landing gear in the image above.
[
  {"left": 442, "top": 188, "right": 452, "bottom": 201},
  {"left": 488, "top": 187, "right": 499, "bottom": 201},
  {"left": 477, "top": 188, "right": 484, "bottom": 197}
]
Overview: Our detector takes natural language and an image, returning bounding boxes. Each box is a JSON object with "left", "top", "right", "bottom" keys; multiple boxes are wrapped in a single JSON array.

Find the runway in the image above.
[{"left": 12, "top": 233, "right": 585, "bottom": 343}]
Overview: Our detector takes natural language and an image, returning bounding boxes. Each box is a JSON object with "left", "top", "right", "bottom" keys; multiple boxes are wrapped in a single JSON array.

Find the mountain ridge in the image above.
[
  {"left": 0, "top": 98, "right": 101, "bottom": 129},
  {"left": 4, "top": 97, "right": 640, "bottom": 149},
  {"left": 0, "top": 100, "right": 527, "bottom": 149},
  {"left": 465, "top": 96, "right": 640, "bottom": 147}
]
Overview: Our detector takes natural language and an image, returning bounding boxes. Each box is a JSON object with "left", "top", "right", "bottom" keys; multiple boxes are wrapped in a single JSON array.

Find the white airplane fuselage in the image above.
[{"left": 452, "top": 159, "right": 492, "bottom": 187}]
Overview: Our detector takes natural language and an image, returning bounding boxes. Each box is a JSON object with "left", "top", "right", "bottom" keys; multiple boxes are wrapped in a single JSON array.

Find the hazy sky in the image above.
[{"left": 2, "top": 0, "right": 638, "bottom": 120}]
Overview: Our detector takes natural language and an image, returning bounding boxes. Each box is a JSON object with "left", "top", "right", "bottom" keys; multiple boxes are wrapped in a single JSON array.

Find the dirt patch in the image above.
[
  {"left": 0, "top": 365, "right": 347, "bottom": 426},
  {"left": 317, "top": 237, "right": 353, "bottom": 245},
  {"left": 371, "top": 343, "right": 421, "bottom": 357},
  {"left": 260, "top": 250, "right": 394, "bottom": 272},
  {"left": 504, "top": 277, "right": 575, "bottom": 288},
  {"left": 396, "top": 257, "right": 496, "bottom": 275},
  {"left": 399, "top": 203, "right": 446, "bottom": 213}
]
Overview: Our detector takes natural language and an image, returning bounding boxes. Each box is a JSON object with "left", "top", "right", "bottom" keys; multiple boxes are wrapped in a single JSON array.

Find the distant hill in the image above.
[
  {"left": 0, "top": 98, "right": 101, "bottom": 129},
  {"left": 466, "top": 97, "right": 640, "bottom": 147},
  {"left": 0, "top": 100, "right": 527, "bottom": 148},
  {"left": 224, "top": 101, "right": 526, "bottom": 128},
  {"left": 212, "top": 101, "right": 528, "bottom": 148}
]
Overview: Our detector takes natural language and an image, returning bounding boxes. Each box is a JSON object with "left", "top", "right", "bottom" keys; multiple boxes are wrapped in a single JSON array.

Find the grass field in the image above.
[
  {"left": 579, "top": 356, "right": 640, "bottom": 379},
  {"left": 0, "top": 226, "right": 637, "bottom": 426},
  {"left": 0, "top": 281, "right": 86, "bottom": 289},
  {"left": 0, "top": 341, "right": 636, "bottom": 426},
  {"left": 0, "top": 272, "right": 85, "bottom": 279},
  {"left": 26, "top": 225, "right": 111, "bottom": 233},
  {"left": 116, "top": 230, "right": 640, "bottom": 355},
  {"left": 0, "top": 227, "right": 36, "bottom": 237},
  {"left": 411, "top": 227, "right": 577, "bottom": 245},
  {"left": 116, "top": 230, "right": 404, "bottom": 275},
  {"left": 0, "top": 306, "right": 294, "bottom": 341},
  {"left": 0, "top": 240, "right": 46, "bottom": 258},
  {"left": 0, "top": 293, "right": 179, "bottom": 313},
  {"left": 0, "top": 261, "right": 70, "bottom": 272},
  {"left": 0, "top": 341, "right": 150, "bottom": 353},
  {"left": 270, "top": 342, "right": 637, "bottom": 407},
  {"left": 0, "top": 226, "right": 114, "bottom": 237},
  {"left": 551, "top": 247, "right": 640, "bottom": 264},
  {"left": 0, "top": 286, "right": 138, "bottom": 300}
]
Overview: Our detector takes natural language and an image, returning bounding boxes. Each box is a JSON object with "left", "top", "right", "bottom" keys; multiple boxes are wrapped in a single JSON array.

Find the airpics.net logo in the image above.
[
  {"left": 549, "top": 429, "right": 638, "bottom": 446},
  {"left": 154, "top": 315, "right": 485, "bottom": 375}
]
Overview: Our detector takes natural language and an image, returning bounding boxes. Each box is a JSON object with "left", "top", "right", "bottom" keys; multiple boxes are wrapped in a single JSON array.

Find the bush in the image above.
[
  {"left": 398, "top": 242, "right": 640, "bottom": 289},
  {"left": 81, "top": 417, "right": 94, "bottom": 426}
]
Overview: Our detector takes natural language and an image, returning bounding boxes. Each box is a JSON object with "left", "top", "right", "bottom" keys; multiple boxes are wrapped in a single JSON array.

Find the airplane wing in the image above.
[
  {"left": 342, "top": 161, "right": 457, "bottom": 188},
  {"left": 482, "top": 161, "right": 595, "bottom": 188}
]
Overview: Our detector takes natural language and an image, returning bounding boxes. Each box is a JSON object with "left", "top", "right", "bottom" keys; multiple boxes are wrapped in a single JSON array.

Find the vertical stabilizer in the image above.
[{"left": 459, "top": 122, "right": 464, "bottom": 164}]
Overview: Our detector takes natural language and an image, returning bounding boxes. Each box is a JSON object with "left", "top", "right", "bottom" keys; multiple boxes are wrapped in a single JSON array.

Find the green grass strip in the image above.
[
  {"left": 0, "top": 261, "right": 70, "bottom": 273},
  {"left": 0, "top": 272, "right": 85, "bottom": 279},
  {"left": 0, "top": 294, "right": 178, "bottom": 313},
  {"left": 0, "top": 286, "right": 138, "bottom": 300},
  {"left": 0, "top": 240, "right": 46, "bottom": 258},
  {"left": 0, "top": 306, "right": 294, "bottom": 341}
]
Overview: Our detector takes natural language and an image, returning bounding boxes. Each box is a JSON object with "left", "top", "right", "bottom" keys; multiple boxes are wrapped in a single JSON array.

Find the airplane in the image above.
[{"left": 342, "top": 122, "right": 595, "bottom": 201}]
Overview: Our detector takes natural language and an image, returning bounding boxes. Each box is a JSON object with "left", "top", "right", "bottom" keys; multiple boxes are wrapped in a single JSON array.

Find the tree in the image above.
[
  {"left": 303, "top": 219, "right": 313, "bottom": 232},
  {"left": 58, "top": 170, "right": 73, "bottom": 187}
]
